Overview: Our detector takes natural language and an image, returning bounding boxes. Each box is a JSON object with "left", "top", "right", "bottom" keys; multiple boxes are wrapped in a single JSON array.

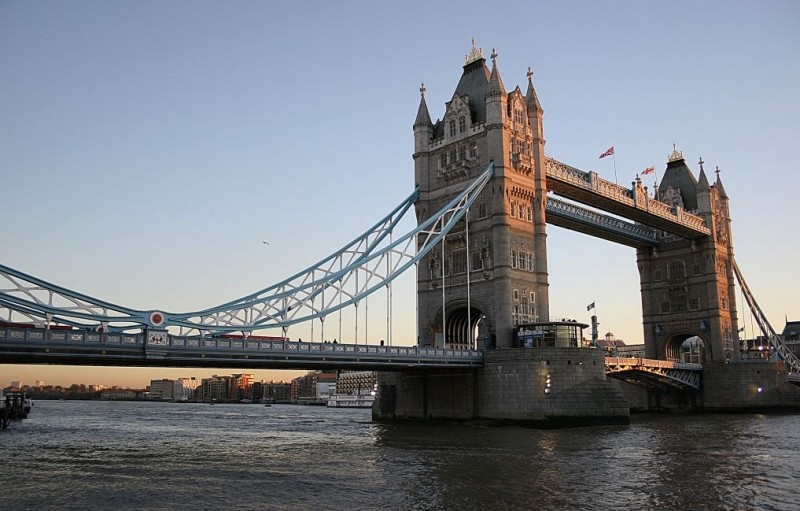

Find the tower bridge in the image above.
[{"left": 3, "top": 42, "right": 799, "bottom": 425}]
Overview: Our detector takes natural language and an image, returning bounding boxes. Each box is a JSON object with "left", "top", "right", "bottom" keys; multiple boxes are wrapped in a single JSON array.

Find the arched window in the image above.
[{"left": 669, "top": 261, "right": 685, "bottom": 281}]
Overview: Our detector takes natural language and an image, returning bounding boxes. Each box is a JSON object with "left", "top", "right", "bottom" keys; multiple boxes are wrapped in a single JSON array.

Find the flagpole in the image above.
[
  {"left": 654, "top": 166, "right": 659, "bottom": 199},
  {"left": 612, "top": 152, "right": 618, "bottom": 184}
]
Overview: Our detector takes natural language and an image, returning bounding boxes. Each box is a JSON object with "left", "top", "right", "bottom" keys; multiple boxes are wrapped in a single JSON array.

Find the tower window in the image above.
[
  {"left": 452, "top": 249, "right": 467, "bottom": 274},
  {"left": 449, "top": 120, "right": 456, "bottom": 137},
  {"left": 669, "top": 261, "right": 685, "bottom": 281},
  {"left": 477, "top": 201, "right": 488, "bottom": 219},
  {"left": 472, "top": 251, "right": 483, "bottom": 270},
  {"left": 459, "top": 116, "right": 466, "bottom": 133},
  {"left": 470, "top": 143, "right": 478, "bottom": 158}
]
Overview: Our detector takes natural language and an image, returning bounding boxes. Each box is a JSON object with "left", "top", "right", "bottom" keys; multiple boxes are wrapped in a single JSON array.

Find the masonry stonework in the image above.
[{"left": 374, "top": 348, "right": 630, "bottom": 426}]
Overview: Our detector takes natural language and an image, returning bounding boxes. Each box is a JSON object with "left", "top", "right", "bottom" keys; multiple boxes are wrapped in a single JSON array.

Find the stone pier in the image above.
[{"left": 374, "top": 347, "right": 629, "bottom": 427}]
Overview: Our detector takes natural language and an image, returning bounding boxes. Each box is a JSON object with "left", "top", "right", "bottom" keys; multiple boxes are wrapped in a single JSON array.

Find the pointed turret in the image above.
[
  {"left": 713, "top": 165, "right": 732, "bottom": 240},
  {"left": 525, "top": 67, "right": 544, "bottom": 142},
  {"left": 485, "top": 48, "right": 507, "bottom": 126},
  {"left": 525, "top": 66, "right": 542, "bottom": 112},
  {"left": 696, "top": 157, "right": 712, "bottom": 217},
  {"left": 413, "top": 83, "right": 433, "bottom": 155},
  {"left": 414, "top": 82, "right": 433, "bottom": 130},
  {"left": 714, "top": 166, "right": 728, "bottom": 199},
  {"left": 413, "top": 83, "right": 434, "bottom": 192},
  {"left": 486, "top": 48, "right": 506, "bottom": 98},
  {"left": 697, "top": 157, "right": 710, "bottom": 191}
]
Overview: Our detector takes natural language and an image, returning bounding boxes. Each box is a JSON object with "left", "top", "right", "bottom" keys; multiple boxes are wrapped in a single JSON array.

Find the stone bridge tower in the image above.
[
  {"left": 413, "top": 43, "right": 549, "bottom": 349},
  {"left": 637, "top": 149, "right": 739, "bottom": 363}
]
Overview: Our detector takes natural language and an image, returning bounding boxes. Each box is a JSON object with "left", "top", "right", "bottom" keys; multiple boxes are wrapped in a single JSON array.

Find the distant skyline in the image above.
[
  {"left": 2, "top": 1, "right": 798, "bottom": 387},
  {"left": 4, "top": 366, "right": 301, "bottom": 390}
]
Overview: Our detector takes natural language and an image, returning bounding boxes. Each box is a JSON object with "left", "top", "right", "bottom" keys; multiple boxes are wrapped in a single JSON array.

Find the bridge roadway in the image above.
[
  {"left": 2, "top": 327, "right": 707, "bottom": 388},
  {"left": 0, "top": 327, "right": 482, "bottom": 371}
]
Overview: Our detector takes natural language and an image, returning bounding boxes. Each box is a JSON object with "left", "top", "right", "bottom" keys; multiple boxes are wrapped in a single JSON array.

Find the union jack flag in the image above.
[{"left": 599, "top": 146, "right": 614, "bottom": 159}]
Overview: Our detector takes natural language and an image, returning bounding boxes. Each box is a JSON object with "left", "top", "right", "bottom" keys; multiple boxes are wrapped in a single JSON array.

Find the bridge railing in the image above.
[
  {"left": 605, "top": 357, "right": 703, "bottom": 372},
  {"left": 3, "top": 328, "right": 141, "bottom": 345},
  {"left": 545, "top": 158, "right": 709, "bottom": 235},
  {"left": 546, "top": 197, "right": 658, "bottom": 244},
  {"left": 0, "top": 327, "right": 484, "bottom": 361}
]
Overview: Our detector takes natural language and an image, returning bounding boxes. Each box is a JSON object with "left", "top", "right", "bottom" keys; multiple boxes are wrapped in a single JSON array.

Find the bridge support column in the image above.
[
  {"left": 701, "top": 361, "right": 800, "bottom": 411},
  {"left": 374, "top": 348, "right": 629, "bottom": 427}
]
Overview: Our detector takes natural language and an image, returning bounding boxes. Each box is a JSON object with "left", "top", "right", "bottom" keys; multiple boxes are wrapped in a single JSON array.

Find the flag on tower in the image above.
[
  {"left": 587, "top": 302, "right": 595, "bottom": 311},
  {"left": 642, "top": 166, "right": 655, "bottom": 175},
  {"left": 599, "top": 146, "right": 614, "bottom": 159}
]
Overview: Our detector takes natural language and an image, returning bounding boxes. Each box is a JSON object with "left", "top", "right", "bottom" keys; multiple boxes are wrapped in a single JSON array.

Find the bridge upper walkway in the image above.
[{"left": 545, "top": 157, "right": 711, "bottom": 239}]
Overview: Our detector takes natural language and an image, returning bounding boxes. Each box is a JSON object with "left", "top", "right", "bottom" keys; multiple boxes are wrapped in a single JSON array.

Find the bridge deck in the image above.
[
  {"left": 546, "top": 197, "right": 658, "bottom": 248},
  {"left": 605, "top": 357, "right": 703, "bottom": 389},
  {"left": 0, "top": 327, "right": 483, "bottom": 371},
  {"left": 546, "top": 158, "right": 710, "bottom": 239}
]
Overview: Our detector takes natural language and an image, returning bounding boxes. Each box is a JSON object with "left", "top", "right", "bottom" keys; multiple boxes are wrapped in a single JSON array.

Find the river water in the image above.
[{"left": 1, "top": 400, "right": 798, "bottom": 510}]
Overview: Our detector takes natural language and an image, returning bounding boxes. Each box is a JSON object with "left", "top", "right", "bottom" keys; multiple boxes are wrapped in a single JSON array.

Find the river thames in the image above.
[{"left": 1, "top": 400, "right": 798, "bottom": 510}]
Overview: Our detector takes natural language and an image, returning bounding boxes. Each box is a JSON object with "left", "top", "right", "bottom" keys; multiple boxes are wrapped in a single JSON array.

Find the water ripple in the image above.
[{"left": 2, "top": 402, "right": 799, "bottom": 510}]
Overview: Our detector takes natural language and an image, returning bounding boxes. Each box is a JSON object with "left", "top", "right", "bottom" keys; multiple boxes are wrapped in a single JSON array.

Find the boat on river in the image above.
[{"left": 326, "top": 391, "right": 376, "bottom": 408}]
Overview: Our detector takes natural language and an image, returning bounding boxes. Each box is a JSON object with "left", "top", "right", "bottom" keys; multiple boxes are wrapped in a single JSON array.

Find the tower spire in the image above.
[
  {"left": 486, "top": 48, "right": 506, "bottom": 98},
  {"left": 715, "top": 165, "right": 728, "bottom": 198},
  {"left": 525, "top": 66, "right": 542, "bottom": 111},
  {"left": 414, "top": 82, "right": 432, "bottom": 128},
  {"left": 698, "top": 156, "right": 710, "bottom": 190}
]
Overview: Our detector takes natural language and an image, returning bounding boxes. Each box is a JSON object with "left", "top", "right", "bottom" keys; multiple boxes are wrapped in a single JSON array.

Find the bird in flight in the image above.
[{"left": 262, "top": 241, "right": 269, "bottom": 245}]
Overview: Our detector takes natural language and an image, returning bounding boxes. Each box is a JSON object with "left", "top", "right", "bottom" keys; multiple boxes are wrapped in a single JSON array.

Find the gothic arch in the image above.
[
  {"left": 657, "top": 328, "right": 708, "bottom": 363},
  {"left": 430, "top": 298, "right": 492, "bottom": 349}
]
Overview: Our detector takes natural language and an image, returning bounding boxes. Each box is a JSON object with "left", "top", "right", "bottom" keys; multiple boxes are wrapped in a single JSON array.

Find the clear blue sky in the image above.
[{"left": 2, "top": 1, "right": 798, "bottom": 387}]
